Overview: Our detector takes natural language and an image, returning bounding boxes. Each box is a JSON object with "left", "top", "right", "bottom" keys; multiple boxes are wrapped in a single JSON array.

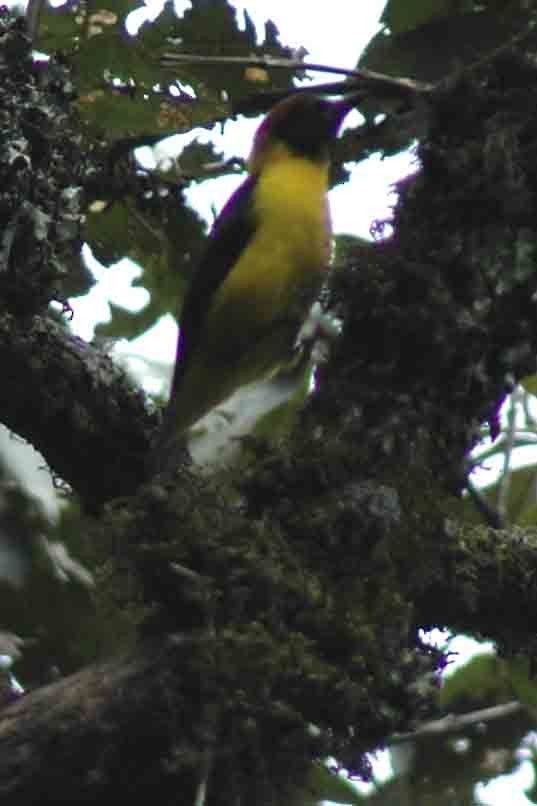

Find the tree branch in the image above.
[
  {"left": 159, "top": 53, "right": 433, "bottom": 99},
  {"left": 0, "top": 643, "right": 188, "bottom": 801},
  {"left": 389, "top": 701, "right": 525, "bottom": 745},
  {"left": 0, "top": 313, "right": 156, "bottom": 511}
]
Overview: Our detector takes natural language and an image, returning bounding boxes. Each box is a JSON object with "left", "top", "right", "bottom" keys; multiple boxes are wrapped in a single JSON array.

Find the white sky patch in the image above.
[
  {"left": 113, "top": 316, "right": 178, "bottom": 396},
  {"left": 332, "top": 149, "right": 416, "bottom": 239},
  {"left": 126, "top": 0, "right": 167, "bottom": 35},
  {"left": 419, "top": 629, "right": 495, "bottom": 678},
  {"left": 444, "top": 634, "right": 495, "bottom": 675},
  {"left": 476, "top": 762, "right": 535, "bottom": 806},
  {"left": 68, "top": 248, "right": 149, "bottom": 343},
  {"left": 231, "top": 0, "right": 383, "bottom": 70}
]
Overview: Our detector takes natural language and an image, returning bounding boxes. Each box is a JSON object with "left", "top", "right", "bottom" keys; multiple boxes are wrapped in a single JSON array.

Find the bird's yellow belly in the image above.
[{"left": 210, "top": 155, "right": 330, "bottom": 332}]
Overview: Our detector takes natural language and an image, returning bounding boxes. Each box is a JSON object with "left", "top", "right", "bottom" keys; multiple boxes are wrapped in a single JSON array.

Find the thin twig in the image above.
[
  {"left": 160, "top": 53, "right": 354, "bottom": 78},
  {"left": 160, "top": 53, "right": 433, "bottom": 97},
  {"left": 497, "top": 388, "right": 521, "bottom": 520},
  {"left": 389, "top": 700, "right": 524, "bottom": 745},
  {"left": 169, "top": 562, "right": 204, "bottom": 583}
]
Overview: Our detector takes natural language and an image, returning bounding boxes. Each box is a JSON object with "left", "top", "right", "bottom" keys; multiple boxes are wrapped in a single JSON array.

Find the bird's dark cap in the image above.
[{"left": 252, "top": 92, "right": 357, "bottom": 163}]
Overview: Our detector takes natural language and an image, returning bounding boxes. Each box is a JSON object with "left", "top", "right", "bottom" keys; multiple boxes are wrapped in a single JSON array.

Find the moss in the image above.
[{"left": 81, "top": 438, "right": 445, "bottom": 795}]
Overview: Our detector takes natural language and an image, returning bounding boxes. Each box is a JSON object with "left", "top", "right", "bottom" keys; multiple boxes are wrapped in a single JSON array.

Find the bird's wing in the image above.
[{"left": 169, "top": 173, "right": 258, "bottom": 395}]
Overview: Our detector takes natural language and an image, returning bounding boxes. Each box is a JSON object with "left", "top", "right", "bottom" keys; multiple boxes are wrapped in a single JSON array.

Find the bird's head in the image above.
[{"left": 248, "top": 93, "right": 356, "bottom": 174}]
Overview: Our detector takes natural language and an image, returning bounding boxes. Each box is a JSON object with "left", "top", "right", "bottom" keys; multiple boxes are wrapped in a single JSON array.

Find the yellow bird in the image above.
[{"left": 152, "top": 92, "right": 355, "bottom": 472}]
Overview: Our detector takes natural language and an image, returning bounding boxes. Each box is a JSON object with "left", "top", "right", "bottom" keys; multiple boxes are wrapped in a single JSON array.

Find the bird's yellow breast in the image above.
[{"left": 209, "top": 143, "right": 331, "bottom": 329}]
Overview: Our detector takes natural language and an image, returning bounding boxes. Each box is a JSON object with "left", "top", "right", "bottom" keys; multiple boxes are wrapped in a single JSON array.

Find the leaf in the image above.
[
  {"left": 455, "top": 456, "right": 537, "bottom": 527},
  {"left": 507, "top": 656, "right": 537, "bottom": 711},
  {"left": 59, "top": 250, "right": 96, "bottom": 299},
  {"left": 360, "top": 10, "right": 520, "bottom": 82},
  {"left": 380, "top": 0, "right": 466, "bottom": 36},
  {"left": 90, "top": 191, "right": 207, "bottom": 339},
  {"left": 41, "top": 2, "right": 203, "bottom": 138},
  {"left": 520, "top": 374, "right": 537, "bottom": 396},
  {"left": 43, "top": 0, "right": 297, "bottom": 138},
  {"left": 159, "top": 0, "right": 297, "bottom": 101},
  {"left": 77, "top": 90, "right": 190, "bottom": 138},
  {"left": 38, "top": 1, "right": 84, "bottom": 51},
  {"left": 440, "top": 653, "right": 513, "bottom": 711},
  {"left": 40, "top": 0, "right": 143, "bottom": 52},
  {"left": 301, "top": 762, "right": 366, "bottom": 805},
  {"left": 96, "top": 298, "right": 164, "bottom": 341},
  {"left": 85, "top": 202, "right": 131, "bottom": 267},
  {"left": 483, "top": 465, "right": 537, "bottom": 525},
  {"left": 74, "top": 30, "right": 162, "bottom": 91},
  {"left": 172, "top": 139, "right": 229, "bottom": 181}
]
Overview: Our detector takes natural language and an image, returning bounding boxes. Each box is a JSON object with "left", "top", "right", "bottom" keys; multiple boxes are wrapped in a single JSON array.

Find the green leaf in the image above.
[
  {"left": 41, "top": 1, "right": 195, "bottom": 138},
  {"left": 360, "top": 10, "right": 519, "bottom": 82},
  {"left": 381, "top": 0, "right": 466, "bottom": 36},
  {"left": 42, "top": 0, "right": 299, "bottom": 139},
  {"left": 507, "top": 656, "right": 537, "bottom": 710},
  {"left": 96, "top": 298, "right": 164, "bottom": 341},
  {"left": 483, "top": 465, "right": 537, "bottom": 525},
  {"left": 86, "top": 202, "right": 132, "bottom": 267},
  {"left": 175, "top": 139, "right": 230, "bottom": 180},
  {"left": 39, "top": 0, "right": 144, "bottom": 52},
  {"left": 38, "top": 1, "right": 84, "bottom": 51},
  {"left": 301, "top": 762, "right": 366, "bottom": 805},
  {"left": 74, "top": 30, "right": 162, "bottom": 91},
  {"left": 520, "top": 374, "right": 537, "bottom": 397},
  {"left": 59, "top": 250, "right": 96, "bottom": 299},
  {"left": 440, "top": 653, "right": 513, "bottom": 711},
  {"left": 89, "top": 190, "right": 206, "bottom": 339},
  {"left": 159, "top": 0, "right": 297, "bottom": 102},
  {"left": 77, "top": 90, "right": 185, "bottom": 138}
]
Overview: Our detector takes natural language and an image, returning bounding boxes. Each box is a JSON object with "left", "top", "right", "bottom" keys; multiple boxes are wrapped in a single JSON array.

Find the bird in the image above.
[{"left": 151, "top": 92, "right": 356, "bottom": 473}]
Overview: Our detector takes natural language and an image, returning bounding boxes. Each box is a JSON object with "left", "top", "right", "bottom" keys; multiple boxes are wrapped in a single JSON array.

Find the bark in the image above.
[
  {"left": 0, "top": 643, "right": 190, "bottom": 804},
  {"left": 0, "top": 313, "right": 154, "bottom": 512}
]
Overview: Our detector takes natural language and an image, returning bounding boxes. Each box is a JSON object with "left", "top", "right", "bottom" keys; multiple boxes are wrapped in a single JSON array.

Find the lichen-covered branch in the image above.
[
  {"left": 0, "top": 313, "right": 155, "bottom": 511},
  {"left": 417, "top": 523, "right": 537, "bottom": 656}
]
